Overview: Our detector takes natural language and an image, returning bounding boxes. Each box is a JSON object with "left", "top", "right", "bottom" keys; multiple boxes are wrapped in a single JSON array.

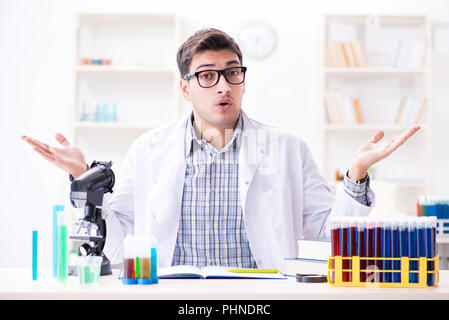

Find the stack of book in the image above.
[
  {"left": 394, "top": 39, "right": 425, "bottom": 68},
  {"left": 326, "top": 41, "right": 367, "bottom": 68},
  {"left": 324, "top": 89, "right": 363, "bottom": 124},
  {"left": 395, "top": 97, "right": 426, "bottom": 124},
  {"left": 284, "top": 238, "right": 331, "bottom": 277}
]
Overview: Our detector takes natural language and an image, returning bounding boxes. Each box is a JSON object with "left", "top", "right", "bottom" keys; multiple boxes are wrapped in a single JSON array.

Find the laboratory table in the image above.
[{"left": 1, "top": 268, "right": 449, "bottom": 300}]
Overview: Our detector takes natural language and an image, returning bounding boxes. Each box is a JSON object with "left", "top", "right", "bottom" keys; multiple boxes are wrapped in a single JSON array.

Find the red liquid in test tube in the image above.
[
  {"left": 365, "top": 218, "right": 375, "bottom": 282},
  {"left": 330, "top": 218, "right": 340, "bottom": 283},
  {"left": 340, "top": 217, "right": 350, "bottom": 282},
  {"left": 348, "top": 217, "right": 357, "bottom": 282},
  {"left": 357, "top": 219, "right": 366, "bottom": 282}
]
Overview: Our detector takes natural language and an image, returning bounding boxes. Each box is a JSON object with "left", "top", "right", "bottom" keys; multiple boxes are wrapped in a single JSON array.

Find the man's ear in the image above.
[{"left": 180, "top": 79, "right": 191, "bottom": 101}]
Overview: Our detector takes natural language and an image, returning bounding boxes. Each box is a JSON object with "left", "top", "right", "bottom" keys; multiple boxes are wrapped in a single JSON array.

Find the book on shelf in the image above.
[
  {"left": 324, "top": 89, "right": 363, "bottom": 124},
  {"left": 394, "top": 39, "right": 425, "bottom": 68},
  {"left": 284, "top": 238, "right": 331, "bottom": 277},
  {"left": 326, "top": 41, "right": 367, "bottom": 68},
  {"left": 158, "top": 265, "right": 286, "bottom": 279},
  {"left": 394, "top": 97, "right": 426, "bottom": 124}
]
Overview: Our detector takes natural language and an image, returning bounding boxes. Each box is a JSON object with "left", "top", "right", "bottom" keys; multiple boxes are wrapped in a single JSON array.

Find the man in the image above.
[{"left": 22, "top": 28, "right": 420, "bottom": 271}]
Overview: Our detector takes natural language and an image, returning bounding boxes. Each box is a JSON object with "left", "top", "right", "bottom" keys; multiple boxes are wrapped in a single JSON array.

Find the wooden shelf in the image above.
[
  {"left": 77, "top": 12, "right": 178, "bottom": 25},
  {"left": 324, "top": 67, "right": 428, "bottom": 74},
  {"left": 70, "top": 11, "right": 181, "bottom": 169},
  {"left": 320, "top": 14, "right": 431, "bottom": 215},
  {"left": 324, "top": 123, "right": 425, "bottom": 131},
  {"left": 73, "top": 121, "right": 155, "bottom": 130},
  {"left": 75, "top": 65, "right": 176, "bottom": 74}
]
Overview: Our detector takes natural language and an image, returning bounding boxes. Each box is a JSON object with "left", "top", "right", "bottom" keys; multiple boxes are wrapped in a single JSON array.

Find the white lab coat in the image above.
[{"left": 103, "top": 111, "right": 375, "bottom": 272}]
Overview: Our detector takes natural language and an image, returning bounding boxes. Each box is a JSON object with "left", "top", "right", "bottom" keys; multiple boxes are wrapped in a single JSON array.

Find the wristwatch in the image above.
[{"left": 346, "top": 170, "right": 368, "bottom": 184}]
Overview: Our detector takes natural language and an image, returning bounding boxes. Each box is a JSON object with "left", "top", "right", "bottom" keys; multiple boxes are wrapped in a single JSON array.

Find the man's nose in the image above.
[{"left": 215, "top": 74, "right": 231, "bottom": 94}]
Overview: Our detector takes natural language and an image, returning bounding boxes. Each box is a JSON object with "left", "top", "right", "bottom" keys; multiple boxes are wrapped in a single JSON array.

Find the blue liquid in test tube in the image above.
[
  {"left": 382, "top": 219, "right": 391, "bottom": 283},
  {"left": 32, "top": 230, "right": 38, "bottom": 281},
  {"left": 150, "top": 235, "right": 158, "bottom": 284},
  {"left": 408, "top": 219, "right": 418, "bottom": 284},
  {"left": 399, "top": 219, "right": 408, "bottom": 282},
  {"left": 391, "top": 219, "right": 400, "bottom": 283},
  {"left": 417, "top": 218, "right": 426, "bottom": 285},
  {"left": 425, "top": 217, "right": 436, "bottom": 286},
  {"left": 151, "top": 247, "right": 158, "bottom": 284}
]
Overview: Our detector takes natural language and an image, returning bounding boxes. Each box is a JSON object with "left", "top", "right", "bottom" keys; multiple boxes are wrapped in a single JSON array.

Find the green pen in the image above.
[{"left": 228, "top": 269, "right": 279, "bottom": 273}]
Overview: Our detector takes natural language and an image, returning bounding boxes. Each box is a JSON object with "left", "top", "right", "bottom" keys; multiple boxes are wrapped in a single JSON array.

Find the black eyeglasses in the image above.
[{"left": 184, "top": 66, "right": 247, "bottom": 88}]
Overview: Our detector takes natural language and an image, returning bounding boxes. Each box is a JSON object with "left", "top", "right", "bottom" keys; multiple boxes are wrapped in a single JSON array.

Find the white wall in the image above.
[{"left": 1, "top": 0, "right": 448, "bottom": 268}]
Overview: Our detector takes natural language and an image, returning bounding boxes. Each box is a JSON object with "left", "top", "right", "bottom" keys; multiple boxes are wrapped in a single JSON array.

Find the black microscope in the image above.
[{"left": 69, "top": 160, "right": 115, "bottom": 276}]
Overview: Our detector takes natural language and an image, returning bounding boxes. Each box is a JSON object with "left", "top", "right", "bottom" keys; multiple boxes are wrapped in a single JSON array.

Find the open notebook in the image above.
[{"left": 158, "top": 265, "right": 286, "bottom": 279}]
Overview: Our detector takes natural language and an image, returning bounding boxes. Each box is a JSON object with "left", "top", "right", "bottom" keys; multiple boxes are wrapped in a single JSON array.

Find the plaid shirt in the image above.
[
  {"left": 171, "top": 113, "right": 257, "bottom": 268},
  {"left": 343, "top": 171, "right": 371, "bottom": 206},
  {"left": 170, "top": 112, "right": 370, "bottom": 267}
]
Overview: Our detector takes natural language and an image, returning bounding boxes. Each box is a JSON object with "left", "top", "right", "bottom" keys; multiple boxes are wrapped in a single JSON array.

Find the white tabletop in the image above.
[{"left": 1, "top": 268, "right": 449, "bottom": 300}]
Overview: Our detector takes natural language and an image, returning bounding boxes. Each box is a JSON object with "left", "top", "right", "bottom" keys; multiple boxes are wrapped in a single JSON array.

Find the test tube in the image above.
[
  {"left": 137, "top": 236, "right": 152, "bottom": 285},
  {"left": 365, "top": 218, "right": 375, "bottom": 282},
  {"left": 417, "top": 217, "right": 427, "bottom": 285},
  {"left": 348, "top": 217, "right": 357, "bottom": 282},
  {"left": 32, "top": 230, "right": 38, "bottom": 281},
  {"left": 52, "top": 205, "right": 65, "bottom": 278},
  {"left": 391, "top": 218, "right": 400, "bottom": 283},
  {"left": 425, "top": 217, "right": 436, "bottom": 286},
  {"left": 374, "top": 218, "right": 383, "bottom": 283},
  {"left": 399, "top": 218, "right": 408, "bottom": 282},
  {"left": 330, "top": 217, "right": 340, "bottom": 283},
  {"left": 408, "top": 218, "right": 418, "bottom": 283},
  {"left": 381, "top": 219, "right": 392, "bottom": 283},
  {"left": 339, "top": 217, "right": 350, "bottom": 282},
  {"left": 122, "top": 234, "right": 137, "bottom": 285},
  {"left": 356, "top": 218, "right": 366, "bottom": 282},
  {"left": 150, "top": 236, "right": 158, "bottom": 284},
  {"left": 57, "top": 211, "right": 68, "bottom": 283},
  {"left": 417, "top": 196, "right": 425, "bottom": 217}
]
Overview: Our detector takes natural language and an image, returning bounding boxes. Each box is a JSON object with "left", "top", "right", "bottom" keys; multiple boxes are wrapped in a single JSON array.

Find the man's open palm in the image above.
[
  {"left": 21, "top": 133, "right": 87, "bottom": 179},
  {"left": 351, "top": 126, "right": 421, "bottom": 178}
]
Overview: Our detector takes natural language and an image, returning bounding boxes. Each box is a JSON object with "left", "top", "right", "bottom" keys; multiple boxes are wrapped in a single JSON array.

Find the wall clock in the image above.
[{"left": 238, "top": 21, "right": 277, "bottom": 60}]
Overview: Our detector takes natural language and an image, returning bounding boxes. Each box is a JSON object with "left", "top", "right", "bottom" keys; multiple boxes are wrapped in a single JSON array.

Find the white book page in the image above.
[{"left": 158, "top": 265, "right": 203, "bottom": 278}]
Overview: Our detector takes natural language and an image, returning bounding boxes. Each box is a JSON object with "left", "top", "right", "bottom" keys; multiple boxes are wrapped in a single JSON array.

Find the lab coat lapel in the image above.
[
  {"left": 154, "top": 112, "right": 189, "bottom": 215},
  {"left": 238, "top": 111, "right": 266, "bottom": 217},
  {"left": 144, "top": 113, "right": 188, "bottom": 265}
]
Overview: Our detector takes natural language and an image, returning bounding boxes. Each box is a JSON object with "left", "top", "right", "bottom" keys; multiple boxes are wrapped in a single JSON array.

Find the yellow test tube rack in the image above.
[{"left": 327, "top": 256, "right": 439, "bottom": 288}]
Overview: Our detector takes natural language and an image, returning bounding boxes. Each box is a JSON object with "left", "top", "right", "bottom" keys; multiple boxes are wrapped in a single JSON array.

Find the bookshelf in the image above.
[
  {"left": 318, "top": 14, "right": 432, "bottom": 216},
  {"left": 69, "top": 12, "right": 181, "bottom": 175}
]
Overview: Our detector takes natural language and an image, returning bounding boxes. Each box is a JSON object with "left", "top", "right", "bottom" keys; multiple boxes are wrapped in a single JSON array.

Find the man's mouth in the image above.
[{"left": 216, "top": 100, "right": 232, "bottom": 110}]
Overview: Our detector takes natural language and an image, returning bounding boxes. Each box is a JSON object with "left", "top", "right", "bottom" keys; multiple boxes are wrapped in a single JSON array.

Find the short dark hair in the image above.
[{"left": 176, "top": 28, "right": 243, "bottom": 78}]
